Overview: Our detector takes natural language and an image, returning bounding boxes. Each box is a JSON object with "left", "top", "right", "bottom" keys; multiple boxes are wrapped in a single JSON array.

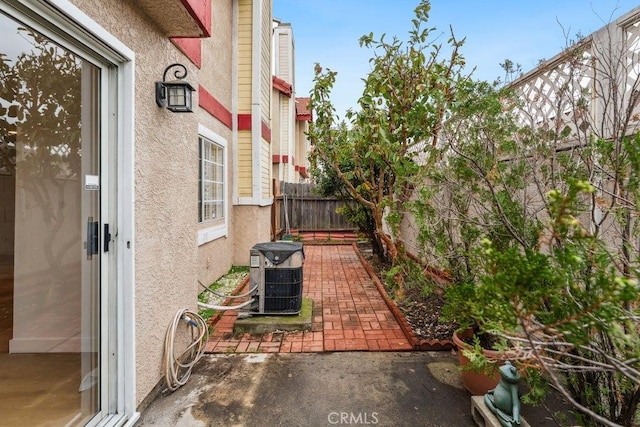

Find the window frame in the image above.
[{"left": 197, "top": 124, "right": 227, "bottom": 245}]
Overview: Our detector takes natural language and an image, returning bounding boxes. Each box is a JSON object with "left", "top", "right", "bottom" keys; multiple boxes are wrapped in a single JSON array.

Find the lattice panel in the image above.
[
  {"left": 514, "top": 48, "right": 593, "bottom": 139},
  {"left": 625, "top": 20, "right": 640, "bottom": 124}
]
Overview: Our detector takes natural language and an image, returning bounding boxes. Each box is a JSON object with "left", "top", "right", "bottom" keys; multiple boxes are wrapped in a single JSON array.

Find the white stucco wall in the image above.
[
  {"left": 67, "top": 0, "right": 272, "bottom": 406},
  {"left": 70, "top": 0, "right": 210, "bottom": 405}
]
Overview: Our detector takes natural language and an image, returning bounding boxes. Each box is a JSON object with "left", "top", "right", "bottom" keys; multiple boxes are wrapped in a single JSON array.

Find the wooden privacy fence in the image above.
[{"left": 276, "top": 182, "right": 354, "bottom": 233}]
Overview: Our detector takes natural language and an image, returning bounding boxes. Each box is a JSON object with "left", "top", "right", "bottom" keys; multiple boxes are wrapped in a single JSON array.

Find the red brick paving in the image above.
[{"left": 205, "top": 244, "right": 413, "bottom": 353}]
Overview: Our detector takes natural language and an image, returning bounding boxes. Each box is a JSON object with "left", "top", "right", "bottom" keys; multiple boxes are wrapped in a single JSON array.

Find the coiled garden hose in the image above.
[{"left": 163, "top": 308, "right": 208, "bottom": 391}]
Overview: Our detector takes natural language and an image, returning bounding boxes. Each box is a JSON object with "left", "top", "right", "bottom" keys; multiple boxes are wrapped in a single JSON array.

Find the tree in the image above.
[
  {"left": 310, "top": 135, "right": 384, "bottom": 257},
  {"left": 414, "top": 21, "right": 640, "bottom": 427},
  {"left": 308, "top": 0, "right": 469, "bottom": 282},
  {"left": 0, "top": 28, "right": 83, "bottom": 301}
]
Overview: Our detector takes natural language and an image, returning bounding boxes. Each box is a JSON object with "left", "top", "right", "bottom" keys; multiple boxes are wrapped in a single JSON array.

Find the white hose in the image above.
[
  {"left": 197, "top": 298, "right": 254, "bottom": 311},
  {"left": 163, "top": 308, "right": 209, "bottom": 391},
  {"left": 198, "top": 279, "right": 258, "bottom": 299}
]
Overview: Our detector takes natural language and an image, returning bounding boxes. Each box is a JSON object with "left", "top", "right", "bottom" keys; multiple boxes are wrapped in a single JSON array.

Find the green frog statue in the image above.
[{"left": 484, "top": 361, "right": 521, "bottom": 427}]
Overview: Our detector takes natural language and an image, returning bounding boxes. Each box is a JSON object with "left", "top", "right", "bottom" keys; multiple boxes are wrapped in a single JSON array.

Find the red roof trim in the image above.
[
  {"left": 237, "top": 115, "right": 271, "bottom": 144},
  {"left": 180, "top": 0, "right": 212, "bottom": 37},
  {"left": 295, "top": 97, "right": 312, "bottom": 121},
  {"left": 170, "top": 37, "right": 202, "bottom": 68},
  {"left": 262, "top": 120, "right": 271, "bottom": 144},
  {"left": 238, "top": 114, "right": 251, "bottom": 130},
  {"left": 272, "top": 76, "right": 293, "bottom": 97},
  {"left": 198, "top": 85, "right": 232, "bottom": 129}
]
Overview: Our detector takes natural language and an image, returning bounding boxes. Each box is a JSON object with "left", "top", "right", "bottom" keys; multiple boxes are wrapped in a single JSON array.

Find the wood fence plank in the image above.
[{"left": 278, "top": 182, "right": 353, "bottom": 231}]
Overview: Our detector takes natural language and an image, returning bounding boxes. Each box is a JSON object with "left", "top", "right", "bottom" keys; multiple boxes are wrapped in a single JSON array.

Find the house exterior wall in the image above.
[
  {"left": 237, "top": 0, "right": 253, "bottom": 197},
  {"left": 69, "top": 0, "right": 266, "bottom": 408},
  {"left": 69, "top": 0, "right": 201, "bottom": 404},
  {"left": 236, "top": 0, "right": 272, "bottom": 204},
  {"left": 196, "top": 0, "right": 235, "bottom": 293},
  {"left": 294, "top": 97, "right": 311, "bottom": 182},
  {"left": 271, "top": 91, "right": 282, "bottom": 181},
  {"left": 3, "top": 0, "right": 283, "bottom": 417},
  {"left": 232, "top": 205, "right": 271, "bottom": 263},
  {"left": 237, "top": 132, "right": 253, "bottom": 197},
  {"left": 280, "top": 96, "right": 295, "bottom": 182},
  {"left": 259, "top": 0, "right": 273, "bottom": 201},
  {"left": 294, "top": 117, "right": 310, "bottom": 181},
  {"left": 259, "top": 0, "right": 271, "bottom": 121},
  {"left": 230, "top": 0, "right": 273, "bottom": 255},
  {"left": 277, "top": 31, "right": 292, "bottom": 82}
]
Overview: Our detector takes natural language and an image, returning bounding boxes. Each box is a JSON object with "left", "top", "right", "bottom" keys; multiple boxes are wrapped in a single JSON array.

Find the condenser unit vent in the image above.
[{"left": 249, "top": 241, "right": 304, "bottom": 315}]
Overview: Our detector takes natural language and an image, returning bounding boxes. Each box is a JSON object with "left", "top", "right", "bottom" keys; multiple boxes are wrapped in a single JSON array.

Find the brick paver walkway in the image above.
[{"left": 205, "top": 244, "right": 413, "bottom": 353}]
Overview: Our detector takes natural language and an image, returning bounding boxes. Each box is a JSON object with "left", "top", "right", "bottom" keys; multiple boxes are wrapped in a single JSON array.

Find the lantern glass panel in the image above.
[{"left": 167, "top": 84, "right": 187, "bottom": 108}]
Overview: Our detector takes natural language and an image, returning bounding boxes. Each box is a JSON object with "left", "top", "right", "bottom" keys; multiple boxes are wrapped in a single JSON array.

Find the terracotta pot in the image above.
[{"left": 452, "top": 328, "right": 501, "bottom": 395}]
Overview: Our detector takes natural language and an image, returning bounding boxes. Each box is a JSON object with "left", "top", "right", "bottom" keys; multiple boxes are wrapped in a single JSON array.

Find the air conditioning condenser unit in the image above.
[{"left": 248, "top": 241, "right": 304, "bottom": 315}]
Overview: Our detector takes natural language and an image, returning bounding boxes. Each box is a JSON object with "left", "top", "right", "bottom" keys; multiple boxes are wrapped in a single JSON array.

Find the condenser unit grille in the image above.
[
  {"left": 263, "top": 268, "right": 303, "bottom": 313},
  {"left": 249, "top": 241, "right": 305, "bottom": 315}
]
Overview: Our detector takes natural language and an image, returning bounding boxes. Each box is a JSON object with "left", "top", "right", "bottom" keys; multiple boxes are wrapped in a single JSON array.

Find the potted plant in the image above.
[
  {"left": 441, "top": 252, "right": 525, "bottom": 396},
  {"left": 439, "top": 182, "right": 640, "bottom": 425}
]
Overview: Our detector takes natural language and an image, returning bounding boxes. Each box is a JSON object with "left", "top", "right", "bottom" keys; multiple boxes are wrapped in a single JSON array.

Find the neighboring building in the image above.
[
  {"left": 271, "top": 18, "right": 310, "bottom": 184},
  {"left": 0, "top": 0, "right": 278, "bottom": 424}
]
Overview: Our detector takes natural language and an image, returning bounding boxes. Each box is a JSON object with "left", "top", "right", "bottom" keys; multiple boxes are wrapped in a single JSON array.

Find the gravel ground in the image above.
[{"left": 200, "top": 271, "right": 248, "bottom": 307}]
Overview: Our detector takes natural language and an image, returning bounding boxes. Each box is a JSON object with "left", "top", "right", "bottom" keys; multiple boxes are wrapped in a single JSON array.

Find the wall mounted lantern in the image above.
[{"left": 155, "top": 63, "right": 195, "bottom": 113}]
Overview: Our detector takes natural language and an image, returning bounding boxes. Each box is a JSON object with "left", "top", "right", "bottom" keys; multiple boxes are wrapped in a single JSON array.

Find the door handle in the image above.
[
  {"left": 104, "top": 223, "right": 111, "bottom": 253},
  {"left": 87, "top": 218, "right": 99, "bottom": 259}
]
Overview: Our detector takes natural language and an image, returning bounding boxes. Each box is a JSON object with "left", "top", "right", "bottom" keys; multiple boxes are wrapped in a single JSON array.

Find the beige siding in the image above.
[
  {"left": 271, "top": 91, "right": 281, "bottom": 155},
  {"left": 238, "top": 131, "right": 253, "bottom": 197},
  {"left": 281, "top": 96, "right": 289, "bottom": 156},
  {"left": 238, "top": 0, "right": 253, "bottom": 113},
  {"left": 261, "top": 138, "right": 271, "bottom": 198},
  {"left": 278, "top": 32, "right": 290, "bottom": 81},
  {"left": 260, "top": 0, "right": 271, "bottom": 120}
]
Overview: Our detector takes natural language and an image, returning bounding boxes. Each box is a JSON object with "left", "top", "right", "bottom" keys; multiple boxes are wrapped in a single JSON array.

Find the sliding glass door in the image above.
[{"left": 0, "top": 10, "right": 104, "bottom": 425}]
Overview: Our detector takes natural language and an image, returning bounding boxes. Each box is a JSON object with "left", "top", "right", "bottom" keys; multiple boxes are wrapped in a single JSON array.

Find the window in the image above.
[
  {"left": 199, "top": 135, "right": 224, "bottom": 222},
  {"left": 197, "top": 125, "right": 227, "bottom": 244}
]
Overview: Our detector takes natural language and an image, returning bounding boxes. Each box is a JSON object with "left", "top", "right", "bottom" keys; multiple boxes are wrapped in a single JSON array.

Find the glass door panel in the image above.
[{"left": 0, "top": 11, "right": 101, "bottom": 426}]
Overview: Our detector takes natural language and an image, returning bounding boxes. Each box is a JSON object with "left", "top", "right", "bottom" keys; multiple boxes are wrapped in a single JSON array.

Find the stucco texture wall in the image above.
[
  {"left": 72, "top": 0, "right": 202, "bottom": 406},
  {"left": 195, "top": 0, "right": 235, "bottom": 293},
  {"left": 199, "top": 0, "right": 233, "bottom": 106},
  {"left": 233, "top": 206, "right": 271, "bottom": 266}
]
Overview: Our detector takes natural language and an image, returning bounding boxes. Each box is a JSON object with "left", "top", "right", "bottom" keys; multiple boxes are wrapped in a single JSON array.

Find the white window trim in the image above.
[{"left": 198, "top": 124, "right": 228, "bottom": 245}]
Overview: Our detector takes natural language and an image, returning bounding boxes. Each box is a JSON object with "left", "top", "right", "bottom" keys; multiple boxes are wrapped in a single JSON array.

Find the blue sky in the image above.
[{"left": 273, "top": 1, "right": 640, "bottom": 118}]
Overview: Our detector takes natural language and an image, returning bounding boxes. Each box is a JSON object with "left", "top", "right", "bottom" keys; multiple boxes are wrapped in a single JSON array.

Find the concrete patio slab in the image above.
[{"left": 233, "top": 297, "right": 313, "bottom": 335}]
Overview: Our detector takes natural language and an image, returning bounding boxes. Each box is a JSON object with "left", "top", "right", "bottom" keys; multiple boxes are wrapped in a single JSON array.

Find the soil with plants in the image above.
[{"left": 356, "top": 243, "right": 459, "bottom": 342}]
